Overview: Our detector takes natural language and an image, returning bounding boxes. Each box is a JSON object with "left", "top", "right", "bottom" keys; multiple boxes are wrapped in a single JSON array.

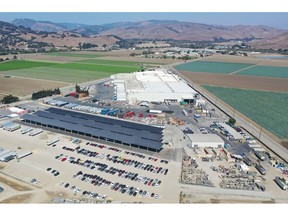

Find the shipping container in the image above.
[
  {"left": 124, "top": 111, "right": 135, "bottom": 118},
  {"left": 100, "top": 109, "right": 110, "bottom": 115}
]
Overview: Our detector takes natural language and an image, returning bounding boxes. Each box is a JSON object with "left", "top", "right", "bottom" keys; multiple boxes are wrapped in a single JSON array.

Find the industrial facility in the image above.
[
  {"left": 111, "top": 69, "right": 197, "bottom": 104},
  {"left": 21, "top": 107, "right": 164, "bottom": 152},
  {"left": 186, "top": 134, "right": 225, "bottom": 148}
]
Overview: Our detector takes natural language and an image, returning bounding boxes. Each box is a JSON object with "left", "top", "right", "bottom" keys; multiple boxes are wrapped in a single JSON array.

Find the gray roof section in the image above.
[
  {"left": 48, "top": 107, "right": 163, "bottom": 134},
  {"left": 22, "top": 108, "right": 163, "bottom": 150}
]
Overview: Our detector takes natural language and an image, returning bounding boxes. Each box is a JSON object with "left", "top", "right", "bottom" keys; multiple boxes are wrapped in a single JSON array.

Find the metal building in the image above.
[{"left": 21, "top": 107, "right": 163, "bottom": 152}]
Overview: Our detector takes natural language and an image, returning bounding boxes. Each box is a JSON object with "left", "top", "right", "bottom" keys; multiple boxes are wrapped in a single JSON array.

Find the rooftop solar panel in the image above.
[
  {"left": 21, "top": 108, "right": 163, "bottom": 150},
  {"left": 33, "top": 110, "right": 162, "bottom": 141},
  {"left": 47, "top": 107, "right": 163, "bottom": 134}
]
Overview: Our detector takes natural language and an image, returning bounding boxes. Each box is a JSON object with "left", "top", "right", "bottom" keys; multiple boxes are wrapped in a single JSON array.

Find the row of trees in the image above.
[
  {"left": 1, "top": 95, "right": 19, "bottom": 104},
  {"left": 32, "top": 88, "right": 61, "bottom": 100}
]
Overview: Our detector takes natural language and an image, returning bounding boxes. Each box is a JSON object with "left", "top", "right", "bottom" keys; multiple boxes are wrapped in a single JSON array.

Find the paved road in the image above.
[{"left": 167, "top": 65, "right": 288, "bottom": 163}]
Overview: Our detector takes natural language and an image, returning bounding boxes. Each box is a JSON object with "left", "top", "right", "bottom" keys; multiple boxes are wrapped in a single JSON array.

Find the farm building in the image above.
[
  {"left": 187, "top": 134, "right": 224, "bottom": 148},
  {"left": 111, "top": 69, "right": 196, "bottom": 104},
  {"left": 21, "top": 107, "right": 163, "bottom": 152}
]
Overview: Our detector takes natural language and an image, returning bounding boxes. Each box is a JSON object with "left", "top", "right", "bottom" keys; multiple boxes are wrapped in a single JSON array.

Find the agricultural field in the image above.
[
  {"left": 0, "top": 76, "right": 66, "bottom": 99},
  {"left": 52, "top": 62, "right": 140, "bottom": 73},
  {"left": 175, "top": 61, "right": 254, "bottom": 74},
  {"left": 0, "top": 60, "right": 59, "bottom": 71},
  {"left": 180, "top": 71, "right": 288, "bottom": 92},
  {"left": 236, "top": 65, "right": 288, "bottom": 78},
  {"left": 203, "top": 85, "right": 288, "bottom": 139},
  {"left": 44, "top": 52, "right": 102, "bottom": 58},
  {"left": 76, "top": 59, "right": 161, "bottom": 67},
  {"left": 0, "top": 59, "right": 144, "bottom": 83}
]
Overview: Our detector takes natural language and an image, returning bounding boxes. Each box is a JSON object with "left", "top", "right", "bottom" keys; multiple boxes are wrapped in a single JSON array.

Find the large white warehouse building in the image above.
[
  {"left": 111, "top": 69, "right": 197, "bottom": 104},
  {"left": 187, "top": 134, "right": 225, "bottom": 148}
]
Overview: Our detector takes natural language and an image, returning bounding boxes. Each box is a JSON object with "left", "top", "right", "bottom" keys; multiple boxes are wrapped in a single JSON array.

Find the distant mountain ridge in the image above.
[
  {"left": 3, "top": 18, "right": 288, "bottom": 49},
  {"left": 12, "top": 18, "right": 87, "bottom": 32}
]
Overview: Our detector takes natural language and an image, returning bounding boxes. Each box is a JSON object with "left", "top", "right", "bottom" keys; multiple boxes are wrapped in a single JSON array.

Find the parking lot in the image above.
[{"left": 0, "top": 125, "right": 180, "bottom": 203}]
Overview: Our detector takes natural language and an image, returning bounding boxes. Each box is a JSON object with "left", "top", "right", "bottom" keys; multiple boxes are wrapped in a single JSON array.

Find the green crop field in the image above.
[
  {"left": 0, "top": 67, "right": 121, "bottom": 83},
  {"left": 0, "top": 60, "right": 59, "bottom": 71},
  {"left": 44, "top": 52, "right": 102, "bottom": 58},
  {"left": 52, "top": 63, "right": 140, "bottom": 73},
  {"left": 175, "top": 61, "right": 254, "bottom": 74},
  {"left": 0, "top": 59, "right": 142, "bottom": 83},
  {"left": 235, "top": 66, "right": 288, "bottom": 78},
  {"left": 77, "top": 59, "right": 161, "bottom": 67},
  {"left": 203, "top": 85, "right": 288, "bottom": 139}
]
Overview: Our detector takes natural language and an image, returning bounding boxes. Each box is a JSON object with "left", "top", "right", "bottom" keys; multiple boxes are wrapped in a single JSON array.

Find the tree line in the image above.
[{"left": 32, "top": 88, "right": 61, "bottom": 100}]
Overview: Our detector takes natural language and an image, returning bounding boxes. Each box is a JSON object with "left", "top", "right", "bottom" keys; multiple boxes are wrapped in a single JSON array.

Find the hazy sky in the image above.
[{"left": 0, "top": 12, "right": 288, "bottom": 29}]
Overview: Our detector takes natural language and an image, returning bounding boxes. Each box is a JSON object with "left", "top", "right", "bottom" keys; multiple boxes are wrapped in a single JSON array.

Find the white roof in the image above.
[
  {"left": 112, "top": 69, "right": 197, "bottom": 103},
  {"left": 218, "top": 123, "right": 243, "bottom": 139},
  {"left": 8, "top": 107, "right": 25, "bottom": 113},
  {"left": 186, "top": 134, "right": 224, "bottom": 143}
]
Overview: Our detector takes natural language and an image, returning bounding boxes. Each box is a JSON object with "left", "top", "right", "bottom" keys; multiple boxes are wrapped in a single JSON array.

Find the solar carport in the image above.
[{"left": 21, "top": 107, "right": 164, "bottom": 152}]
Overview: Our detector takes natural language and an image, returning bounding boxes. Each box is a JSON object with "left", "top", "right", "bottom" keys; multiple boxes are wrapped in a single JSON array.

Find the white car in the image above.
[
  {"left": 154, "top": 194, "right": 160, "bottom": 199},
  {"left": 57, "top": 181, "right": 64, "bottom": 187}
]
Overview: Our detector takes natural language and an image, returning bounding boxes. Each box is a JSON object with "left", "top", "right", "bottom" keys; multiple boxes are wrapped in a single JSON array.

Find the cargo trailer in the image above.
[
  {"left": 28, "top": 129, "right": 43, "bottom": 136},
  {"left": 243, "top": 157, "right": 252, "bottom": 166},
  {"left": 17, "top": 151, "right": 32, "bottom": 159},
  {"left": 255, "top": 151, "right": 265, "bottom": 161},
  {"left": 21, "top": 127, "right": 33, "bottom": 134},
  {"left": 255, "top": 164, "right": 266, "bottom": 175},
  {"left": 0, "top": 150, "right": 16, "bottom": 162},
  {"left": 274, "top": 176, "right": 287, "bottom": 190},
  {"left": 149, "top": 110, "right": 162, "bottom": 114},
  {"left": 47, "top": 138, "right": 59, "bottom": 146}
]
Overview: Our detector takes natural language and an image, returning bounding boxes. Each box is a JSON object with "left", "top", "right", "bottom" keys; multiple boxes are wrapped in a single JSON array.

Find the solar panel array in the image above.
[{"left": 22, "top": 107, "right": 164, "bottom": 151}]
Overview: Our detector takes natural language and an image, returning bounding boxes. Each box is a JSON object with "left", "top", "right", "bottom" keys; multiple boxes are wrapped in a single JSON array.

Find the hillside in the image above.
[
  {"left": 0, "top": 21, "right": 119, "bottom": 51},
  {"left": 99, "top": 20, "right": 285, "bottom": 41},
  {"left": 248, "top": 31, "right": 288, "bottom": 49},
  {"left": 12, "top": 18, "right": 87, "bottom": 32},
  {"left": 1, "top": 19, "right": 288, "bottom": 51}
]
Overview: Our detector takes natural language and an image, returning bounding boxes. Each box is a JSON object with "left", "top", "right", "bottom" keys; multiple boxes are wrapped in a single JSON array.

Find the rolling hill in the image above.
[{"left": 1, "top": 19, "right": 287, "bottom": 50}]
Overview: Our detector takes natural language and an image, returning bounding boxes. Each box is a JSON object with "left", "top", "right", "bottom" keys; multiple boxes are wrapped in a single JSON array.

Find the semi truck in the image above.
[
  {"left": 255, "top": 164, "right": 266, "bottom": 175},
  {"left": 255, "top": 151, "right": 265, "bottom": 161},
  {"left": 274, "top": 176, "right": 287, "bottom": 190}
]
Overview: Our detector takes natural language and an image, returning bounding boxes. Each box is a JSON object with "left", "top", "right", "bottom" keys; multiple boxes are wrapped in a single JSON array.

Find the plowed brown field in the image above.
[
  {"left": 203, "top": 55, "right": 288, "bottom": 67},
  {"left": 0, "top": 76, "right": 67, "bottom": 99}
]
